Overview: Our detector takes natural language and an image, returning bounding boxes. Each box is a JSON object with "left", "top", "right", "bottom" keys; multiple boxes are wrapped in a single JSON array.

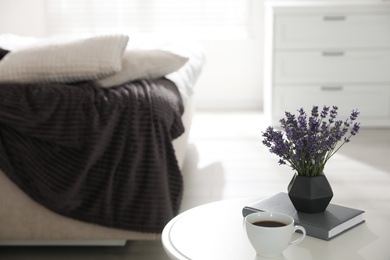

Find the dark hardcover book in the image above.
[{"left": 242, "top": 192, "right": 365, "bottom": 241}]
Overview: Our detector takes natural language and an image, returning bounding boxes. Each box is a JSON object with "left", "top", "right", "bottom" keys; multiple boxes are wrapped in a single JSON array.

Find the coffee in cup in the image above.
[{"left": 245, "top": 212, "right": 306, "bottom": 257}]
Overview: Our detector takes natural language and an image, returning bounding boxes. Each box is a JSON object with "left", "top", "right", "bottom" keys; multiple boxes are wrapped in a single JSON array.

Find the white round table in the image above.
[{"left": 162, "top": 198, "right": 390, "bottom": 260}]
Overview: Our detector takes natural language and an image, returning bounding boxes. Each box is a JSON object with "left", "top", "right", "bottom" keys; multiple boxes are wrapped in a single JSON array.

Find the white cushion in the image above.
[
  {"left": 0, "top": 34, "right": 39, "bottom": 51},
  {"left": 0, "top": 34, "right": 129, "bottom": 84},
  {"left": 97, "top": 49, "right": 188, "bottom": 88}
]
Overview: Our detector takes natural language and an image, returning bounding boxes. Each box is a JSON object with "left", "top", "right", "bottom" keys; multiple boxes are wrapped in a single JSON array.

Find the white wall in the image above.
[
  {"left": 0, "top": 0, "right": 265, "bottom": 110},
  {"left": 195, "top": 1, "right": 265, "bottom": 110},
  {"left": 0, "top": 0, "right": 46, "bottom": 37}
]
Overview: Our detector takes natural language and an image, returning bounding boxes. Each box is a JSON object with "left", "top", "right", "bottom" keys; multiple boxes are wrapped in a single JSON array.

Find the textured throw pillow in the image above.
[
  {"left": 97, "top": 49, "right": 188, "bottom": 88},
  {"left": 0, "top": 34, "right": 129, "bottom": 84},
  {"left": 0, "top": 48, "right": 9, "bottom": 60}
]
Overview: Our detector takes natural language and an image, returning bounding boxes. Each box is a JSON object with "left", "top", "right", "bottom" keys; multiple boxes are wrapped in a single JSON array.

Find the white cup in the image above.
[{"left": 245, "top": 212, "right": 306, "bottom": 257}]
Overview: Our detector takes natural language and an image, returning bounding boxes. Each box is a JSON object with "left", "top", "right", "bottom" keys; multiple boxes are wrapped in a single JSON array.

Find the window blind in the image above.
[{"left": 45, "top": 0, "right": 252, "bottom": 39}]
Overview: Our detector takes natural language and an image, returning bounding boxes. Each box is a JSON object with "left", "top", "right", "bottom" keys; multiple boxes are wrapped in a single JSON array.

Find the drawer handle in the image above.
[
  {"left": 323, "top": 16, "right": 346, "bottom": 21},
  {"left": 321, "top": 86, "right": 344, "bottom": 91},
  {"left": 322, "top": 51, "right": 345, "bottom": 57}
]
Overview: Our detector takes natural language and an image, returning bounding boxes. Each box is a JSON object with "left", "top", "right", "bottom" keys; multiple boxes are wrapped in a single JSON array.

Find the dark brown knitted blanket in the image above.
[{"left": 0, "top": 79, "right": 184, "bottom": 233}]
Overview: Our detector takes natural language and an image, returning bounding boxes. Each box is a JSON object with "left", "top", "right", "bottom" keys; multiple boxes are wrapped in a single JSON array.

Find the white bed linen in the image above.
[{"left": 0, "top": 33, "right": 206, "bottom": 104}]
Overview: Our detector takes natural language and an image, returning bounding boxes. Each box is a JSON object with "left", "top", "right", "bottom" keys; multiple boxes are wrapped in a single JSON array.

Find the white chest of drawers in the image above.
[{"left": 263, "top": 1, "right": 390, "bottom": 127}]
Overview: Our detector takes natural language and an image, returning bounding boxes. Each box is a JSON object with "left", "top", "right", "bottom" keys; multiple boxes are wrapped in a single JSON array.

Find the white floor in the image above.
[{"left": 1, "top": 110, "right": 390, "bottom": 259}]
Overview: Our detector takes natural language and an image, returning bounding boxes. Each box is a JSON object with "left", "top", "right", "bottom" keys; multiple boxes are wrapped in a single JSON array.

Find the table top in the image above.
[{"left": 162, "top": 198, "right": 390, "bottom": 260}]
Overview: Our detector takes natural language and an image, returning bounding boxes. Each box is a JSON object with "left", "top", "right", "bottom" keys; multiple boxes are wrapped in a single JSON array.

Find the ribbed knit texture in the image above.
[
  {"left": 0, "top": 78, "right": 184, "bottom": 233},
  {"left": 0, "top": 35, "right": 129, "bottom": 84}
]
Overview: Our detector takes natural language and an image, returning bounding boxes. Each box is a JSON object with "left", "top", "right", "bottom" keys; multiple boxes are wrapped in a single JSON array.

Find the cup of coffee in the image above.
[{"left": 245, "top": 212, "right": 306, "bottom": 257}]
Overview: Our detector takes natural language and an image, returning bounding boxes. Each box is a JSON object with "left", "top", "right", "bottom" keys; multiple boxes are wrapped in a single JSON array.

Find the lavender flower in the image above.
[{"left": 262, "top": 106, "right": 361, "bottom": 177}]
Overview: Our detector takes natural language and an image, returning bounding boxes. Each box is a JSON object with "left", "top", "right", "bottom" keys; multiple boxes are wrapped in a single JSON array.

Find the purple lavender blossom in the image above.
[
  {"left": 261, "top": 106, "right": 361, "bottom": 177},
  {"left": 321, "top": 106, "right": 330, "bottom": 119}
]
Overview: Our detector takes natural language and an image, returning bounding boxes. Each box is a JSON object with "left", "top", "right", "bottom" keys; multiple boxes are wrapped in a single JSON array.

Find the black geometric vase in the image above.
[{"left": 287, "top": 173, "right": 333, "bottom": 214}]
